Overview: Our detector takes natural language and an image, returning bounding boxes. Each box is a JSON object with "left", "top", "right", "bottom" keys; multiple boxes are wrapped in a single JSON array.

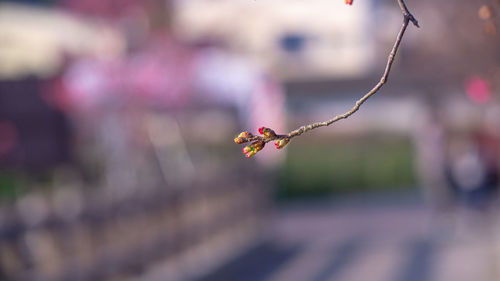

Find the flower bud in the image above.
[
  {"left": 234, "top": 131, "right": 253, "bottom": 144},
  {"left": 245, "top": 151, "right": 257, "bottom": 158},
  {"left": 238, "top": 131, "right": 252, "bottom": 138},
  {"left": 258, "top": 127, "right": 276, "bottom": 138},
  {"left": 274, "top": 138, "right": 290, "bottom": 149},
  {"left": 345, "top": 0, "right": 353, "bottom": 5},
  {"left": 264, "top": 129, "right": 276, "bottom": 138},
  {"left": 251, "top": 140, "right": 265, "bottom": 152},
  {"left": 242, "top": 146, "right": 253, "bottom": 154}
]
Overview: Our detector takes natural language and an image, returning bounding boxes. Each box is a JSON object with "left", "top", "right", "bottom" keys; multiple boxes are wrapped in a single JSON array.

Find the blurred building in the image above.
[{"left": 175, "top": 0, "right": 376, "bottom": 80}]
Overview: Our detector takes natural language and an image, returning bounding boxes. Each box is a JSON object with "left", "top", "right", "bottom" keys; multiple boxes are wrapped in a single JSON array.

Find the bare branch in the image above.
[
  {"left": 287, "top": 0, "right": 419, "bottom": 139},
  {"left": 235, "top": 0, "right": 419, "bottom": 157},
  {"left": 397, "top": 0, "right": 419, "bottom": 27}
]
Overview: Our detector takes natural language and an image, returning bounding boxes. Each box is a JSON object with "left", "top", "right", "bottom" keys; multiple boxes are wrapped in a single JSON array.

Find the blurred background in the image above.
[{"left": 0, "top": 0, "right": 499, "bottom": 280}]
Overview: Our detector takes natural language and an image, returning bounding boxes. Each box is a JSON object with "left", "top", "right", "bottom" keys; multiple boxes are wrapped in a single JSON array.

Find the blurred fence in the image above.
[
  {"left": 0, "top": 103, "right": 269, "bottom": 281},
  {"left": 0, "top": 179, "right": 267, "bottom": 281}
]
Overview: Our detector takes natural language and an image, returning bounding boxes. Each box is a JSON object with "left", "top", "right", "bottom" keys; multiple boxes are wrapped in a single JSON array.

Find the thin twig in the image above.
[
  {"left": 235, "top": 0, "right": 419, "bottom": 157},
  {"left": 285, "top": 0, "right": 419, "bottom": 139}
]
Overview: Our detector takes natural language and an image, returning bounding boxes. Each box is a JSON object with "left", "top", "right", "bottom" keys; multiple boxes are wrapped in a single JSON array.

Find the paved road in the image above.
[{"left": 197, "top": 193, "right": 500, "bottom": 281}]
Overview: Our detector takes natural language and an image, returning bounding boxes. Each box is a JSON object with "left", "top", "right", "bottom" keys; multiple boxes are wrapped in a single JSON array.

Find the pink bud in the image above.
[
  {"left": 274, "top": 138, "right": 290, "bottom": 149},
  {"left": 258, "top": 127, "right": 265, "bottom": 135},
  {"left": 242, "top": 146, "right": 252, "bottom": 153}
]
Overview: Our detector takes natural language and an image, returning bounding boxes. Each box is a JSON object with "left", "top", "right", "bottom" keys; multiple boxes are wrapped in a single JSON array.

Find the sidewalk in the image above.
[{"left": 196, "top": 192, "right": 500, "bottom": 281}]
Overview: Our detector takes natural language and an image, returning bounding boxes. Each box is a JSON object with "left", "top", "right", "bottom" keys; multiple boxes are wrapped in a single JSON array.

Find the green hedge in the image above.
[{"left": 276, "top": 136, "right": 416, "bottom": 198}]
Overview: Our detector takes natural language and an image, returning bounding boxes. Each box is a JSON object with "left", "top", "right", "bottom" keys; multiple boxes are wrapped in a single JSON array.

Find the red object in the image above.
[
  {"left": 345, "top": 0, "right": 353, "bottom": 5},
  {"left": 258, "top": 127, "right": 265, "bottom": 135},
  {"left": 465, "top": 75, "right": 491, "bottom": 104}
]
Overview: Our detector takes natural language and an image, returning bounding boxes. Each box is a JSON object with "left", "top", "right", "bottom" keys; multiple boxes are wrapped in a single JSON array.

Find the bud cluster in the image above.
[{"left": 234, "top": 126, "right": 291, "bottom": 158}]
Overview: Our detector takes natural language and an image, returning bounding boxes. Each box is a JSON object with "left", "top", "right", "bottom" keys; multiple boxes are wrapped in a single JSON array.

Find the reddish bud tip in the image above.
[
  {"left": 258, "top": 127, "right": 265, "bottom": 135},
  {"left": 243, "top": 146, "right": 252, "bottom": 153},
  {"left": 345, "top": 0, "right": 353, "bottom": 5},
  {"left": 274, "top": 138, "right": 290, "bottom": 149}
]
